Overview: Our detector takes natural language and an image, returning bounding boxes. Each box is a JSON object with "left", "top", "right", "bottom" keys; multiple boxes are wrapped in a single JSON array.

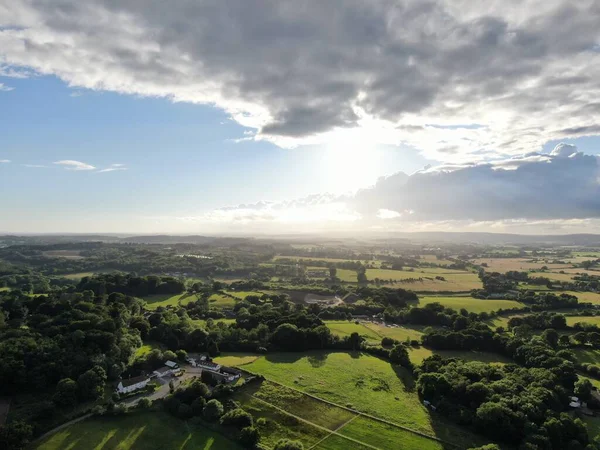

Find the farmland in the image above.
[
  {"left": 407, "top": 347, "right": 512, "bottom": 365},
  {"left": 142, "top": 293, "right": 198, "bottom": 310},
  {"left": 471, "top": 258, "right": 572, "bottom": 272},
  {"left": 207, "top": 293, "right": 237, "bottom": 308},
  {"left": 417, "top": 296, "right": 525, "bottom": 313},
  {"left": 563, "top": 291, "right": 600, "bottom": 304},
  {"left": 566, "top": 316, "right": 600, "bottom": 327},
  {"left": 325, "top": 321, "right": 424, "bottom": 345},
  {"left": 34, "top": 411, "right": 238, "bottom": 450}
]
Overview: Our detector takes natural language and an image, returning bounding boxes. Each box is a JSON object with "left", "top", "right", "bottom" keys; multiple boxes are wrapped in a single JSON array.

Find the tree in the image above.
[
  {"left": 203, "top": 399, "right": 224, "bottom": 421},
  {"left": 274, "top": 439, "right": 304, "bottom": 450},
  {"left": 239, "top": 426, "right": 260, "bottom": 448},
  {"left": 137, "top": 397, "right": 151, "bottom": 409},
  {"left": 329, "top": 266, "right": 337, "bottom": 279},
  {"left": 541, "top": 329, "right": 559, "bottom": 348},
  {"left": 77, "top": 366, "right": 107, "bottom": 400},
  {"left": 220, "top": 408, "right": 253, "bottom": 429},
  {"left": 574, "top": 378, "right": 593, "bottom": 402},
  {"left": 389, "top": 344, "right": 412, "bottom": 369},
  {"left": 53, "top": 378, "right": 79, "bottom": 407},
  {"left": 0, "top": 421, "right": 33, "bottom": 450}
]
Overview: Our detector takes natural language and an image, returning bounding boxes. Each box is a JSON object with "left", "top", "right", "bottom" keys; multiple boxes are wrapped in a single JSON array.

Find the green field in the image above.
[
  {"left": 192, "top": 318, "right": 237, "bottom": 328},
  {"left": 34, "top": 411, "right": 238, "bottom": 450},
  {"left": 417, "top": 296, "right": 525, "bottom": 313},
  {"left": 573, "top": 348, "right": 600, "bottom": 365},
  {"left": 564, "top": 291, "right": 600, "bottom": 304},
  {"left": 226, "top": 290, "right": 266, "bottom": 299},
  {"left": 208, "top": 293, "right": 237, "bottom": 308},
  {"left": 325, "top": 321, "right": 423, "bottom": 345},
  {"left": 142, "top": 293, "right": 196, "bottom": 310},
  {"left": 133, "top": 343, "right": 163, "bottom": 359},
  {"left": 214, "top": 353, "right": 260, "bottom": 366},
  {"left": 407, "top": 347, "right": 512, "bottom": 365},
  {"left": 566, "top": 316, "right": 600, "bottom": 327},
  {"left": 59, "top": 272, "right": 97, "bottom": 280},
  {"left": 242, "top": 351, "right": 488, "bottom": 447}
]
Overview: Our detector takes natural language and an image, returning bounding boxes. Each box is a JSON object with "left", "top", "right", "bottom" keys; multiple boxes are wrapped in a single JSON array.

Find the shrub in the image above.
[
  {"left": 239, "top": 426, "right": 260, "bottom": 448},
  {"left": 220, "top": 408, "right": 253, "bottom": 429},
  {"left": 203, "top": 399, "right": 224, "bottom": 421},
  {"left": 274, "top": 439, "right": 304, "bottom": 450}
]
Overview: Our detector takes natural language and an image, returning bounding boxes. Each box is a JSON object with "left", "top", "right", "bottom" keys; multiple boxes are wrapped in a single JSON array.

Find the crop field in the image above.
[
  {"left": 417, "top": 296, "right": 525, "bottom": 313},
  {"left": 242, "top": 351, "right": 488, "bottom": 448},
  {"left": 471, "top": 258, "right": 572, "bottom": 272},
  {"left": 34, "top": 411, "right": 238, "bottom": 450},
  {"left": 572, "top": 251, "right": 600, "bottom": 258},
  {"left": 566, "top": 316, "right": 600, "bottom": 327},
  {"left": 207, "top": 293, "right": 237, "bottom": 308}
]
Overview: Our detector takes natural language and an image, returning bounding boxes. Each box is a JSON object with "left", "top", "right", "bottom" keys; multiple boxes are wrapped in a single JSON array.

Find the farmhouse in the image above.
[
  {"left": 116, "top": 375, "right": 150, "bottom": 394},
  {"left": 165, "top": 360, "right": 179, "bottom": 369},
  {"left": 197, "top": 360, "right": 222, "bottom": 371}
]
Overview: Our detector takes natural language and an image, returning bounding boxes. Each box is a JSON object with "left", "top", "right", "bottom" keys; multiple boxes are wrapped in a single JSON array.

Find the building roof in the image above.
[
  {"left": 154, "top": 366, "right": 172, "bottom": 374},
  {"left": 120, "top": 375, "right": 149, "bottom": 388},
  {"left": 198, "top": 360, "right": 221, "bottom": 370},
  {"left": 165, "top": 360, "right": 178, "bottom": 368}
]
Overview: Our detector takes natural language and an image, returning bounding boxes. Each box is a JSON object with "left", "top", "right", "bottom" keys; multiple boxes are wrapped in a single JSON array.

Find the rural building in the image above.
[
  {"left": 165, "top": 360, "right": 179, "bottom": 369},
  {"left": 197, "top": 360, "right": 222, "bottom": 371},
  {"left": 116, "top": 375, "right": 150, "bottom": 394},
  {"left": 343, "top": 293, "right": 360, "bottom": 303},
  {"left": 153, "top": 366, "right": 173, "bottom": 378}
]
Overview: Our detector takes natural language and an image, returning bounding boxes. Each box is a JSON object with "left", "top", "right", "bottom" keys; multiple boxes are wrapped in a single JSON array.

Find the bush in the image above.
[
  {"left": 381, "top": 337, "right": 395, "bottom": 347},
  {"left": 239, "top": 426, "right": 260, "bottom": 448},
  {"left": 191, "top": 397, "right": 207, "bottom": 416},
  {"left": 137, "top": 397, "right": 151, "bottom": 409},
  {"left": 203, "top": 399, "right": 224, "bottom": 421},
  {"left": 274, "top": 439, "right": 304, "bottom": 450},
  {"left": 220, "top": 408, "right": 253, "bottom": 429},
  {"left": 177, "top": 403, "right": 193, "bottom": 419}
]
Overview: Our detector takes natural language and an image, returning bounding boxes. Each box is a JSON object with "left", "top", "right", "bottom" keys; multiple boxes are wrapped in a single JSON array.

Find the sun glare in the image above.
[{"left": 322, "top": 138, "right": 382, "bottom": 193}]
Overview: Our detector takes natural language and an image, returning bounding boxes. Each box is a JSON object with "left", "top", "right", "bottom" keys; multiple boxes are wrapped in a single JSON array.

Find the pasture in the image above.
[
  {"left": 572, "top": 349, "right": 600, "bottom": 365},
  {"left": 417, "top": 296, "right": 525, "bottom": 314},
  {"left": 34, "top": 411, "right": 238, "bottom": 450},
  {"left": 226, "top": 290, "right": 267, "bottom": 299},
  {"left": 59, "top": 272, "right": 96, "bottom": 280},
  {"left": 242, "top": 351, "right": 488, "bottom": 448},
  {"left": 208, "top": 293, "right": 237, "bottom": 308},
  {"left": 213, "top": 353, "right": 260, "bottom": 366},
  {"left": 324, "top": 321, "right": 424, "bottom": 345},
  {"left": 407, "top": 347, "right": 512, "bottom": 365},
  {"left": 563, "top": 291, "right": 600, "bottom": 305}
]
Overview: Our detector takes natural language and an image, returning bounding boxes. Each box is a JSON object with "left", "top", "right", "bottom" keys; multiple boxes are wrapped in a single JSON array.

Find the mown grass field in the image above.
[
  {"left": 417, "top": 296, "right": 525, "bottom": 313},
  {"left": 34, "top": 411, "right": 238, "bottom": 450},
  {"left": 407, "top": 347, "right": 512, "bottom": 365},
  {"left": 563, "top": 291, "right": 600, "bottom": 304},
  {"left": 214, "top": 353, "right": 260, "bottom": 366},
  {"left": 242, "top": 351, "right": 489, "bottom": 447}
]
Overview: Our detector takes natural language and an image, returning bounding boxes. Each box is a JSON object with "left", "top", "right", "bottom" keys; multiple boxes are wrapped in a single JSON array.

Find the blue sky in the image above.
[
  {"left": 0, "top": 75, "right": 429, "bottom": 232},
  {"left": 1, "top": 1, "right": 600, "bottom": 234}
]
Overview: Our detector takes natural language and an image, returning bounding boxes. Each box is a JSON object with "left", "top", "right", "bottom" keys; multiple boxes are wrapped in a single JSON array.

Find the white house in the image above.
[
  {"left": 117, "top": 375, "right": 150, "bottom": 394},
  {"left": 165, "top": 360, "right": 179, "bottom": 369}
]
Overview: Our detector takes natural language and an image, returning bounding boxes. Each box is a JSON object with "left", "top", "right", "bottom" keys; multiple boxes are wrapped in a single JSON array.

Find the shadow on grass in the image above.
[
  {"left": 35, "top": 411, "right": 239, "bottom": 450},
  {"left": 391, "top": 365, "right": 416, "bottom": 392}
]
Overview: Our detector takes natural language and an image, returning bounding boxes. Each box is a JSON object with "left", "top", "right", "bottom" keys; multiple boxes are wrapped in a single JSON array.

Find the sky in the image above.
[{"left": 1, "top": 1, "right": 600, "bottom": 235}]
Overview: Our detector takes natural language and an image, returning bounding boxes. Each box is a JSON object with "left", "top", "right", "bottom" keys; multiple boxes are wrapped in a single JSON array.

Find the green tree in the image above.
[
  {"left": 239, "top": 426, "right": 260, "bottom": 448},
  {"left": 0, "top": 420, "right": 33, "bottom": 450},
  {"left": 77, "top": 366, "right": 107, "bottom": 400},
  {"left": 389, "top": 344, "right": 412, "bottom": 369},
  {"left": 53, "top": 378, "right": 79, "bottom": 407},
  {"left": 274, "top": 439, "right": 304, "bottom": 450},
  {"left": 574, "top": 378, "right": 593, "bottom": 402},
  {"left": 541, "top": 329, "right": 559, "bottom": 348},
  {"left": 203, "top": 399, "right": 224, "bottom": 421}
]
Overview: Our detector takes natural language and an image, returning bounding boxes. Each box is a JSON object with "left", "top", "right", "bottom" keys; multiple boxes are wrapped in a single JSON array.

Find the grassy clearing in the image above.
[
  {"left": 363, "top": 323, "right": 424, "bottom": 342},
  {"left": 314, "top": 433, "right": 374, "bottom": 450},
  {"left": 191, "top": 318, "right": 237, "bottom": 328},
  {"left": 408, "top": 347, "right": 512, "bottom": 365},
  {"left": 582, "top": 415, "right": 600, "bottom": 439},
  {"left": 208, "top": 293, "right": 237, "bottom": 308},
  {"left": 142, "top": 293, "right": 192, "bottom": 310},
  {"left": 572, "top": 251, "right": 600, "bottom": 258},
  {"left": 0, "top": 287, "right": 10, "bottom": 292},
  {"left": 566, "top": 316, "right": 600, "bottom": 327},
  {"left": 133, "top": 343, "right": 163, "bottom": 359},
  {"left": 418, "top": 296, "right": 525, "bottom": 313},
  {"left": 42, "top": 250, "right": 85, "bottom": 259},
  {"left": 59, "top": 272, "right": 96, "bottom": 280},
  {"left": 325, "top": 321, "right": 382, "bottom": 344},
  {"left": 389, "top": 274, "right": 482, "bottom": 292},
  {"left": 226, "top": 290, "right": 266, "bottom": 299},
  {"left": 34, "top": 411, "right": 238, "bottom": 450},
  {"left": 536, "top": 272, "right": 577, "bottom": 282},
  {"left": 213, "top": 353, "right": 260, "bottom": 366}
]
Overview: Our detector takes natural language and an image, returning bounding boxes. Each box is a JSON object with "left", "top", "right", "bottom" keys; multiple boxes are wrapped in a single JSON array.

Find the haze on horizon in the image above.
[{"left": 1, "top": 1, "right": 600, "bottom": 236}]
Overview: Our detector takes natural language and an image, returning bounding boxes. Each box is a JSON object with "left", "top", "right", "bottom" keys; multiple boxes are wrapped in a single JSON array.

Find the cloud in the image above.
[
  {"left": 22, "top": 164, "right": 46, "bottom": 168},
  {"left": 53, "top": 160, "right": 95, "bottom": 171},
  {"left": 2, "top": 1, "right": 600, "bottom": 161},
  {"left": 0, "top": 83, "right": 13, "bottom": 91},
  {"left": 97, "top": 163, "right": 127, "bottom": 173},
  {"left": 0, "top": 159, "right": 10, "bottom": 163}
]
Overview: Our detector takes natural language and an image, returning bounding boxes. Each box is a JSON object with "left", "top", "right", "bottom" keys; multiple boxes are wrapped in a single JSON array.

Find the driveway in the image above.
[{"left": 123, "top": 366, "right": 203, "bottom": 407}]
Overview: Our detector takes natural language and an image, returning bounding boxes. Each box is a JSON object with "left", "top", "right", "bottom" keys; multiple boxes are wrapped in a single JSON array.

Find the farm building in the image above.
[
  {"left": 153, "top": 366, "right": 174, "bottom": 378},
  {"left": 165, "top": 360, "right": 179, "bottom": 369},
  {"left": 116, "top": 375, "right": 150, "bottom": 394},
  {"left": 343, "top": 293, "right": 361, "bottom": 303}
]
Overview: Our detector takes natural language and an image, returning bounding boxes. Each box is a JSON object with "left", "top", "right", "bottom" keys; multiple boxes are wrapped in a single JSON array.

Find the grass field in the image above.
[
  {"left": 582, "top": 415, "right": 600, "bottom": 440},
  {"left": 566, "top": 316, "right": 600, "bottom": 327},
  {"left": 242, "top": 351, "right": 489, "bottom": 447},
  {"left": 471, "top": 258, "right": 572, "bottom": 272},
  {"left": 141, "top": 293, "right": 194, "bottom": 310},
  {"left": 563, "top": 291, "right": 600, "bottom": 304},
  {"left": 59, "top": 272, "right": 96, "bottom": 280},
  {"left": 0, "top": 287, "right": 9, "bottom": 292},
  {"left": 417, "top": 296, "right": 525, "bottom": 313},
  {"left": 191, "top": 318, "right": 237, "bottom": 328},
  {"left": 34, "top": 411, "right": 238, "bottom": 449},
  {"left": 214, "top": 353, "right": 260, "bottom": 366},
  {"left": 572, "top": 348, "right": 600, "bottom": 365},
  {"left": 42, "top": 250, "right": 85, "bottom": 260},
  {"left": 325, "top": 321, "right": 424, "bottom": 345},
  {"left": 226, "top": 290, "right": 266, "bottom": 299},
  {"left": 208, "top": 293, "right": 237, "bottom": 308},
  {"left": 133, "top": 343, "right": 163, "bottom": 359},
  {"left": 407, "top": 347, "right": 512, "bottom": 365}
]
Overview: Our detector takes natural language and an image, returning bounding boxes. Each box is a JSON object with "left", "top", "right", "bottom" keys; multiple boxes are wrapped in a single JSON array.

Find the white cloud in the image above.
[
  {"left": 53, "top": 160, "right": 95, "bottom": 171},
  {"left": 0, "top": 83, "right": 13, "bottom": 91},
  {"left": 377, "top": 209, "right": 402, "bottom": 219},
  {"left": 0, "top": 159, "right": 10, "bottom": 163},
  {"left": 2, "top": 1, "right": 600, "bottom": 161},
  {"left": 22, "top": 164, "right": 46, "bottom": 168},
  {"left": 97, "top": 163, "right": 127, "bottom": 173}
]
